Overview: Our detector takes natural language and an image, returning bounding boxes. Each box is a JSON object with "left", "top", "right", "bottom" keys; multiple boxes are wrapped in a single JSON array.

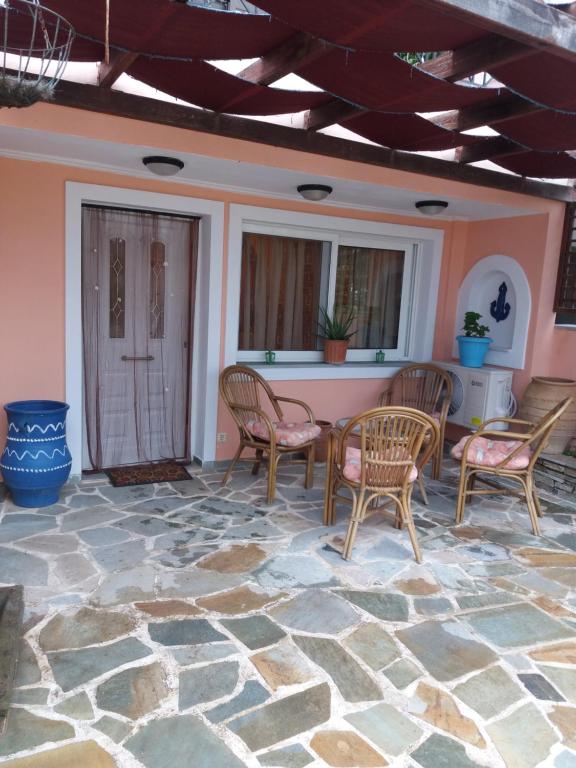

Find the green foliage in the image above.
[
  {"left": 462, "top": 311, "right": 490, "bottom": 338},
  {"left": 318, "top": 306, "right": 357, "bottom": 340}
]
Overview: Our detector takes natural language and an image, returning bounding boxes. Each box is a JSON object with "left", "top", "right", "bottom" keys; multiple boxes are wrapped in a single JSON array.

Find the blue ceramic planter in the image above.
[
  {"left": 457, "top": 336, "right": 492, "bottom": 368},
  {"left": 1, "top": 401, "right": 72, "bottom": 508}
]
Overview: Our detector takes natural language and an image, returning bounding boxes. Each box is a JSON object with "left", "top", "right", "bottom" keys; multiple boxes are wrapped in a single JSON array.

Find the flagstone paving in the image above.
[{"left": 0, "top": 462, "right": 576, "bottom": 766}]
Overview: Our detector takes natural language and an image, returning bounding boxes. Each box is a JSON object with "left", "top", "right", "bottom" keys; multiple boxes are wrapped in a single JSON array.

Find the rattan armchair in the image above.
[
  {"left": 452, "top": 397, "right": 573, "bottom": 534},
  {"left": 378, "top": 363, "right": 452, "bottom": 480},
  {"left": 219, "top": 365, "right": 320, "bottom": 504},
  {"left": 324, "top": 406, "right": 439, "bottom": 563}
]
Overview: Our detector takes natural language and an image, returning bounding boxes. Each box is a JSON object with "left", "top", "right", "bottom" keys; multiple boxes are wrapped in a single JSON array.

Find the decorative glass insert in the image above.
[
  {"left": 150, "top": 242, "right": 166, "bottom": 339},
  {"left": 109, "top": 238, "right": 126, "bottom": 339}
]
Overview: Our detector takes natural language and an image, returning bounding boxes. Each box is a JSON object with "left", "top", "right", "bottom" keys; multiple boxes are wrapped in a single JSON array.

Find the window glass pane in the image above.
[
  {"left": 239, "top": 232, "right": 326, "bottom": 351},
  {"left": 150, "top": 241, "right": 166, "bottom": 339},
  {"left": 335, "top": 245, "right": 405, "bottom": 349},
  {"left": 109, "top": 238, "right": 125, "bottom": 339}
]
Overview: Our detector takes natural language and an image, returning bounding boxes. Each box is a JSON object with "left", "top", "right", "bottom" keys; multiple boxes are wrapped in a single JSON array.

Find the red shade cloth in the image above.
[{"left": 346, "top": 112, "right": 480, "bottom": 151}]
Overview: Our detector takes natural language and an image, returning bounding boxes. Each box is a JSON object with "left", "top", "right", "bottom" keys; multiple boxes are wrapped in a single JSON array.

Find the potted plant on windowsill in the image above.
[
  {"left": 319, "top": 307, "right": 356, "bottom": 364},
  {"left": 457, "top": 311, "right": 492, "bottom": 368}
]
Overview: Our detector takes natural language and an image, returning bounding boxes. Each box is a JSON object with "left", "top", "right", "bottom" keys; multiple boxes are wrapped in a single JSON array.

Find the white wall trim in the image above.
[
  {"left": 224, "top": 204, "right": 444, "bottom": 371},
  {"left": 453, "top": 254, "right": 531, "bottom": 370},
  {"left": 65, "top": 182, "right": 224, "bottom": 476}
]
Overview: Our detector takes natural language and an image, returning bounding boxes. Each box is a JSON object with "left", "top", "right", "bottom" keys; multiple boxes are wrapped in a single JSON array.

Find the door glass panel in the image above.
[
  {"left": 109, "top": 238, "right": 126, "bottom": 339},
  {"left": 150, "top": 241, "right": 166, "bottom": 339}
]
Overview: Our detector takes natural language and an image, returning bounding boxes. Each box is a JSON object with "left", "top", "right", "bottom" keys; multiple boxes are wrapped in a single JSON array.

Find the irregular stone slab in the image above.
[
  {"left": 338, "top": 591, "right": 409, "bottom": 622},
  {"left": 152, "top": 546, "right": 219, "bottom": 569},
  {"left": 532, "top": 597, "right": 576, "bottom": 620},
  {"left": 91, "top": 540, "right": 148, "bottom": 572},
  {"left": 113, "top": 514, "right": 185, "bottom": 537},
  {"left": 222, "top": 616, "right": 286, "bottom": 650},
  {"left": 124, "top": 497, "right": 190, "bottom": 516},
  {"left": 343, "top": 623, "right": 400, "bottom": 671},
  {"left": 346, "top": 702, "right": 422, "bottom": 756},
  {"left": 96, "top": 661, "right": 169, "bottom": 718},
  {"left": 518, "top": 673, "right": 565, "bottom": 701},
  {"left": 47, "top": 637, "right": 152, "bottom": 691},
  {"left": 310, "top": 730, "right": 387, "bottom": 766},
  {"left": 90, "top": 565, "right": 157, "bottom": 605},
  {"left": 193, "top": 497, "right": 266, "bottom": 518},
  {"left": 383, "top": 658, "right": 421, "bottom": 689},
  {"left": 539, "top": 567, "right": 576, "bottom": 589},
  {"left": 411, "top": 733, "right": 482, "bottom": 768},
  {"left": 54, "top": 691, "right": 94, "bottom": 720},
  {"left": 228, "top": 683, "right": 331, "bottom": 751},
  {"left": 197, "top": 543, "right": 268, "bottom": 573},
  {"left": 179, "top": 660, "right": 239, "bottom": 709},
  {"left": 256, "top": 555, "right": 338, "bottom": 589},
  {"left": 168, "top": 477, "right": 208, "bottom": 497},
  {"left": 94, "top": 715, "right": 132, "bottom": 743},
  {"left": 456, "top": 591, "right": 518, "bottom": 610},
  {"left": 293, "top": 635, "right": 382, "bottom": 703},
  {"left": 364, "top": 538, "right": 413, "bottom": 561},
  {"left": 549, "top": 706, "right": 576, "bottom": 750},
  {"left": 0, "top": 708, "right": 75, "bottom": 757},
  {"left": 0, "top": 547, "right": 48, "bottom": 586},
  {"left": 408, "top": 682, "right": 485, "bottom": 748},
  {"left": 515, "top": 548, "right": 576, "bottom": 568},
  {"left": 555, "top": 751, "right": 576, "bottom": 768},
  {"left": 465, "top": 603, "right": 574, "bottom": 648},
  {"left": 270, "top": 591, "right": 358, "bottom": 635},
  {"left": 60, "top": 507, "right": 123, "bottom": 531},
  {"left": 0, "top": 513, "right": 57, "bottom": 542},
  {"left": 135, "top": 599, "right": 201, "bottom": 617},
  {"left": 487, "top": 702, "right": 557, "bottom": 768},
  {"left": 206, "top": 680, "right": 270, "bottom": 723},
  {"left": 99, "top": 484, "right": 158, "bottom": 505},
  {"left": 126, "top": 713, "right": 247, "bottom": 768},
  {"left": 258, "top": 744, "right": 314, "bottom": 768},
  {"left": 537, "top": 666, "right": 576, "bottom": 704},
  {"left": 148, "top": 619, "right": 227, "bottom": 646},
  {"left": 78, "top": 526, "right": 131, "bottom": 546},
  {"left": 18, "top": 533, "right": 78, "bottom": 554},
  {"left": 396, "top": 620, "right": 496, "bottom": 682},
  {"left": 511, "top": 571, "right": 569, "bottom": 599},
  {"left": 11, "top": 688, "right": 49, "bottom": 705},
  {"left": 155, "top": 570, "right": 243, "bottom": 599},
  {"left": 171, "top": 644, "right": 237, "bottom": 666},
  {"left": 251, "top": 640, "right": 316, "bottom": 690},
  {"left": 67, "top": 493, "right": 112, "bottom": 509},
  {"left": 54, "top": 553, "right": 98, "bottom": 585},
  {"left": 0, "top": 740, "right": 116, "bottom": 767},
  {"left": 224, "top": 521, "right": 285, "bottom": 541},
  {"left": 394, "top": 578, "right": 440, "bottom": 595},
  {"left": 197, "top": 585, "right": 284, "bottom": 615},
  {"left": 39, "top": 607, "right": 136, "bottom": 651},
  {"left": 414, "top": 598, "right": 452, "bottom": 616},
  {"left": 14, "top": 640, "right": 41, "bottom": 686},
  {"left": 453, "top": 665, "right": 523, "bottom": 719}
]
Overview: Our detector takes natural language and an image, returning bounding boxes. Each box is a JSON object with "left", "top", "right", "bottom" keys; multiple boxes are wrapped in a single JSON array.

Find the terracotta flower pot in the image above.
[
  {"left": 519, "top": 377, "right": 576, "bottom": 454},
  {"left": 323, "top": 339, "right": 349, "bottom": 364}
]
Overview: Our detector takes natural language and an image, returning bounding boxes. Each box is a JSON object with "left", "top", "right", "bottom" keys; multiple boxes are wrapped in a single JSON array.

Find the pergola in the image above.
[{"left": 22, "top": 0, "right": 576, "bottom": 202}]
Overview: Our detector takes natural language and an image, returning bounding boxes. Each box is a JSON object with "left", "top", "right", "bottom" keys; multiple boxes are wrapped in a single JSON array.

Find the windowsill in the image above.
[
  {"left": 244, "top": 361, "right": 405, "bottom": 381},
  {"left": 555, "top": 324, "right": 576, "bottom": 331}
]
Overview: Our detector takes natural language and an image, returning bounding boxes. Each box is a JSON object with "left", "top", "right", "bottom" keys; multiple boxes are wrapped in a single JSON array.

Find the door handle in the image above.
[{"left": 121, "top": 355, "right": 155, "bottom": 361}]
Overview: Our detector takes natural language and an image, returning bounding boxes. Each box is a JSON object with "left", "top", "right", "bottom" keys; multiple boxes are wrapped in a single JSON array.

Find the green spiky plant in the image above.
[
  {"left": 462, "top": 311, "right": 490, "bottom": 338},
  {"left": 318, "top": 306, "right": 357, "bottom": 340}
]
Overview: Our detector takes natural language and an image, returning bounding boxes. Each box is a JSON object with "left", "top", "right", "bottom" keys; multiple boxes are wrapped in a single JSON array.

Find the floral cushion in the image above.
[
  {"left": 343, "top": 447, "right": 418, "bottom": 483},
  {"left": 246, "top": 420, "right": 321, "bottom": 447},
  {"left": 451, "top": 436, "right": 532, "bottom": 469}
]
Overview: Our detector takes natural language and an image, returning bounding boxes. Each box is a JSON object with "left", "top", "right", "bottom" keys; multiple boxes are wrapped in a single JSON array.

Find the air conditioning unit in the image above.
[{"left": 433, "top": 361, "right": 514, "bottom": 430}]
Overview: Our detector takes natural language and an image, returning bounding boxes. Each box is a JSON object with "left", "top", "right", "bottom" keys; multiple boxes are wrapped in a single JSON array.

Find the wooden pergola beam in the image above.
[
  {"left": 304, "top": 99, "right": 365, "bottom": 131},
  {"left": 432, "top": 93, "right": 540, "bottom": 132},
  {"left": 238, "top": 32, "right": 328, "bottom": 86},
  {"left": 98, "top": 51, "right": 140, "bottom": 89},
  {"left": 48, "top": 79, "right": 573, "bottom": 202},
  {"left": 417, "top": 0, "right": 576, "bottom": 62},
  {"left": 457, "top": 136, "right": 524, "bottom": 164},
  {"left": 418, "top": 34, "right": 533, "bottom": 81}
]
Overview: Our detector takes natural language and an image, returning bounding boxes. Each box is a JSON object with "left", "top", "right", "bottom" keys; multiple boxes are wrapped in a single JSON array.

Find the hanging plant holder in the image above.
[{"left": 0, "top": 0, "right": 74, "bottom": 108}]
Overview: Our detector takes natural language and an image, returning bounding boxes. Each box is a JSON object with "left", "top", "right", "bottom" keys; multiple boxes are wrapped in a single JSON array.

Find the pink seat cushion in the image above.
[
  {"left": 246, "top": 420, "right": 321, "bottom": 447},
  {"left": 451, "top": 436, "right": 532, "bottom": 469},
  {"left": 342, "top": 447, "right": 418, "bottom": 483}
]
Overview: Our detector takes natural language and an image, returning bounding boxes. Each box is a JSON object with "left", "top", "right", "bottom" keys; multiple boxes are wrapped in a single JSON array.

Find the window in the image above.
[
  {"left": 555, "top": 203, "right": 576, "bottom": 326},
  {"left": 236, "top": 222, "right": 417, "bottom": 363}
]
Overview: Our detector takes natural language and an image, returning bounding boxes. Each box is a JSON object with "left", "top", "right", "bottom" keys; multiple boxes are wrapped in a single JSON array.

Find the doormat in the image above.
[{"left": 104, "top": 461, "right": 192, "bottom": 487}]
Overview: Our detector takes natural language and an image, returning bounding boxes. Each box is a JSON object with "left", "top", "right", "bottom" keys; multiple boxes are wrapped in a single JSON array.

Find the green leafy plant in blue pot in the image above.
[{"left": 457, "top": 312, "right": 492, "bottom": 368}]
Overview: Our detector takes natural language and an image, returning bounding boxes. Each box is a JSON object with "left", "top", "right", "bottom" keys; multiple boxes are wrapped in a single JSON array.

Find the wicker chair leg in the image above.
[
  {"left": 305, "top": 443, "right": 315, "bottom": 489},
  {"left": 532, "top": 486, "right": 543, "bottom": 518},
  {"left": 455, "top": 467, "right": 469, "bottom": 524},
  {"left": 342, "top": 493, "right": 363, "bottom": 560},
  {"left": 432, "top": 445, "right": 442, "bottom": 480},
  {"left": 251, "top": 449, "right": 263, "bottom": 476},
  {"left": 417, "top": 474, "right": 429, "bottom": 506},
  {"left": 266, "top": 449, "right": 277, "bottom": 504},
  {"left": 523, "top": 476, "right": 541, "bottom": 536},
  {"left": 401, "top": 494, "right": 422, "bottom": 564},
  {"left": 222, "top": 445, "right": 244, "bottom": 487}
]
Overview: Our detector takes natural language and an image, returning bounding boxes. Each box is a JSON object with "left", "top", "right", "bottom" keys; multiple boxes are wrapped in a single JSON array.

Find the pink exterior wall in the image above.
[{"left": 0, "top": 102, "right": 571, "bottom": 465}]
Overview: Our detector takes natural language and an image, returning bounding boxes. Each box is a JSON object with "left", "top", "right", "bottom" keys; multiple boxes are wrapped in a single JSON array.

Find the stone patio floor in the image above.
[{"left": 0, "top": 460, "right": 575, "bottom": 768}]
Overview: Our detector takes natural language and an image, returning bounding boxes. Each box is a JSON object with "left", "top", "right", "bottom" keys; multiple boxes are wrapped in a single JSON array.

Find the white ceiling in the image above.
[{"left": 0, "top": 125, "right": 543, "bottom": 221}]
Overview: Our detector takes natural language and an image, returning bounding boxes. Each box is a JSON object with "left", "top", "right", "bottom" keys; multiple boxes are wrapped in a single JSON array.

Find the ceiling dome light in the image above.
[
  {"left": 297, "top": 184, "right": 333, "bottom": 201},
  {"left": 415, "top": 200, "right": 449, "bottom": 216},
  {"left": 142, "top": 156, "right": 185, "bottom": 176}
]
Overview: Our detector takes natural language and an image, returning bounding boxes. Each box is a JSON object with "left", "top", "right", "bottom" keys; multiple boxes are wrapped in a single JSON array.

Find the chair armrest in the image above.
[
  {"left": 273, "top": 395, "right": 315, "bottom": 423},
  {"left": 478, "top": 416, "right": 534, "bottom": 430},
  {"left": 228, "top": 403, "right": 278, "bottom": 446},
  {"left": 468, "top": 428, "right": 531, "bottom": 442}
]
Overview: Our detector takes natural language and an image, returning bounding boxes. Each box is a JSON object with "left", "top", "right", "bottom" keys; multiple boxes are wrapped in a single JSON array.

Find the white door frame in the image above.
[{"left": 65, "top": 182, "right": 224, "bottom": 477}]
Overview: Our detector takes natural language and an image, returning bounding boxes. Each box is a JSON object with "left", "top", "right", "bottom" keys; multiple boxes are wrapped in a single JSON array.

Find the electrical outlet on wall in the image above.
[{"left": 216, "top": 433, "right": 228, "bottom": 443}]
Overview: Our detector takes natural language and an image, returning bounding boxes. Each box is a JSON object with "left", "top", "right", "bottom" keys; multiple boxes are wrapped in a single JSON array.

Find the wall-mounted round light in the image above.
[
  {"left": 415, "top": 200, "right": 449, "bottom": 216},
  {"left": 142, "top": 156, "right": 185, "bottom": 176},
  {"left": 297, "top": 184, "right": 333, "bottom": 201}
]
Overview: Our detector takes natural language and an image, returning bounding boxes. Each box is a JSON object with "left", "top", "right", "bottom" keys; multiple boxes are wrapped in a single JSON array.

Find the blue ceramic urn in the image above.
[{"left": 1, "top": 401, "right": 72, "bottom": 508}]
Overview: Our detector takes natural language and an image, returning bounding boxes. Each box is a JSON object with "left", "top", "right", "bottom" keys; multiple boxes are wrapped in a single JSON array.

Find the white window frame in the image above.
[{"left": 226, "top": 205, "right": 444, "bottom": 380}]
